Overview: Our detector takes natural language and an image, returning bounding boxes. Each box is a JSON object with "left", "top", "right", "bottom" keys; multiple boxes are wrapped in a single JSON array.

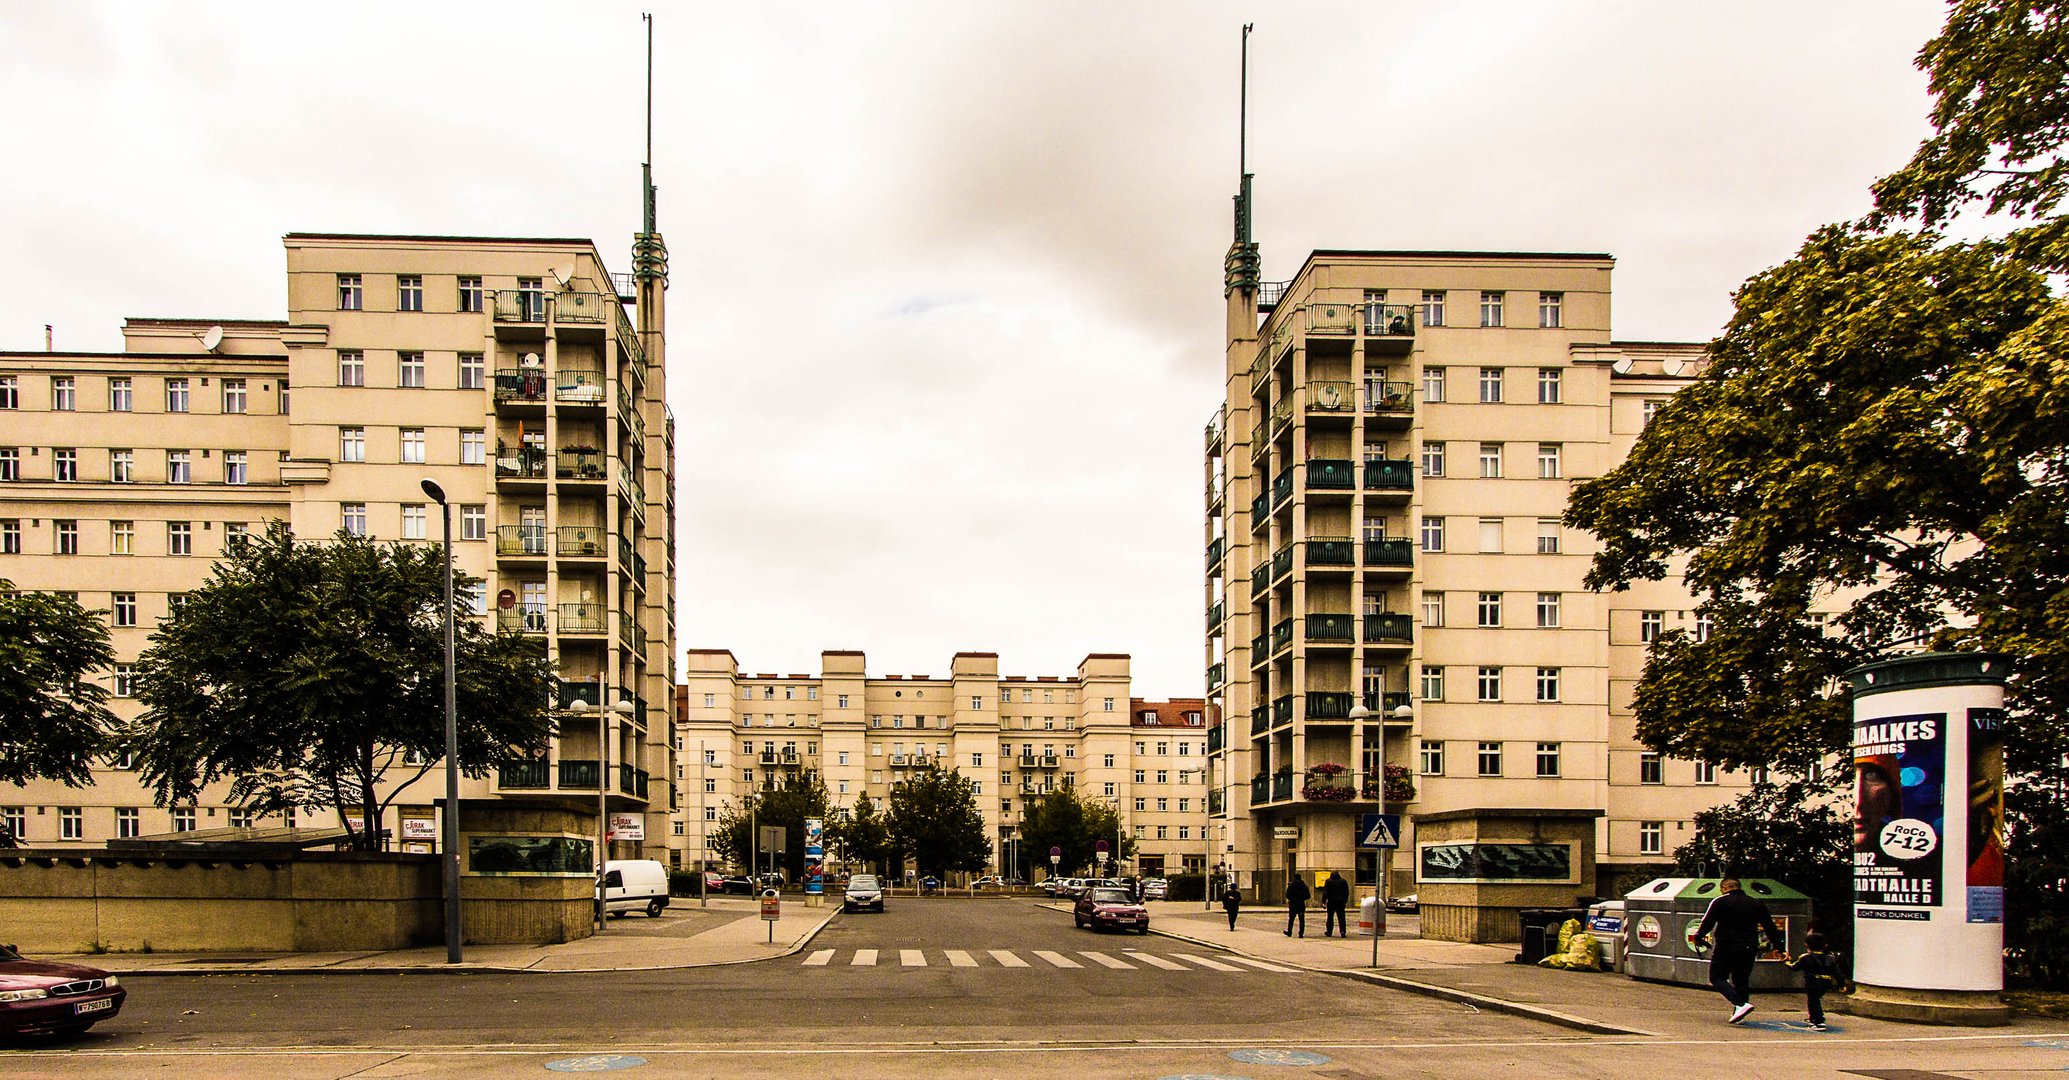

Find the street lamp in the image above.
[
  {"left": 1182, "top": 765, "right": 1212, "bottom": 909},
  {"left": 419, "top": 478, "right": 461, "bottom": 965},
  {"left": 587, "top": 694, "right": 636, "bottom": 931}
]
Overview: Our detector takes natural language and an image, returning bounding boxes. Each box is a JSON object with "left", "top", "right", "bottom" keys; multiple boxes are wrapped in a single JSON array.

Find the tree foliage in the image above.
[
  {"left": 709, "top": 772, "right": 831, "bottom": 877},
  {"left": 123, "top": 524, "right": 557, "bottom": 848},
  {"left": 1674, "top": 780, "right": 1855, "bottom": 954},
  {"left": 825, "top": 795, "right": 892, "bottom": 873},
  {"left": 1016, "top": 785, "right": 1134, "bottom": 877},
  {"left": 886, "top": 766, "right": 990, "bottom": 879},
  {"left": 0, "top": 585, "right": 117, "bottom": 789}
]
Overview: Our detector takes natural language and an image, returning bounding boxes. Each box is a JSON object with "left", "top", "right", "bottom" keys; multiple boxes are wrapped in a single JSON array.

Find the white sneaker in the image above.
[{"left": 1729, "top": 1003, "right": 1755, "bottom": 1024}]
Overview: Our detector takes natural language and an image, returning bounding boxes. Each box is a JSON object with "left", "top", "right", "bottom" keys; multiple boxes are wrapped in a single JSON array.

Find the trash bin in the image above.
[
  {"left": 1621, "top": 878, "right": 1810, "bottom": 988},
  {"left": 1357, "top": 895, "right": 1383, "bottom": 937},
  {"left": 1516, "top": 907, "right": 1583, "bottom": 964},
  {"left": 1587, "top": 900, "right": 1626, "bottom": 972}
]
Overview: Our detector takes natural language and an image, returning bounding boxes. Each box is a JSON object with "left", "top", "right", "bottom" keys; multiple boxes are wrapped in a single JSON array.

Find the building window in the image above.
[
  {"left": 60, "top": 808, "right": 83, "bottom": 841},
  {"left": 338, "top": 274, "right": 363, "bottom": 310},
  {"left": 52, "top": 377, "right": 75, "bottom": 411},
  {"left": 1639, "top": 752, "right": 1663, "bottom": 785},
  {"left": 1639, "top": 610, "right": 1664, "bottom": 644},
  {"left": 1537, "top": 443, "right": 1562, "bottom": 479},
  {"left": 1478, "top": 368, "right": 1504, "bottom": 404},
  {"left": 1421, "top": 593, "right": 1445, "bottom": 628},
  {"left": 113, "top": 665, "right": 137, "bottom": 697},
  {"left": 1476, "top": 666, "right": 1501, "bottom": 702},
  {"left": 1419, "top": 515, "right": 1445, "bottom": 553},
  {"left": 1418, "top": 289, "right": 1447, "bottom": 328},
  {"left": 1478, "top": 442, "right": 1503, "bottom": 478},
  {"left": 53, "top": 449, "right": 76, "bottom": 482},
  {"left": 399, "top": 352, "right": 426, "bottom": 388},
  {"left": 108, "top": 378, "right": 131, "bottom": 412},
  {"left": 400, "top": 428, "right": 426, "bottom": 464},
  {"left": 224, "top": 451, "right": 248, "bottom": 485},
  {"left": 0, "top": 520, "right": 16, "bottom": 554},
  {"left": 1694, "top": 760, "right": 1717, "bottom": 784},
  {"left": 402, "top": 504, "right": 427, "bottom": 540},
  {"left": 112, "top": 592, "right": 136, "bottom": 627},
  {"left": 1530, "top": 369, "right": 1561, "bottom": 408},
  {"left": 111, "top": 520, "right": 133, "bottom": 555},
  {"left": 166, "top": 378, "right": 190, "bottom": 412},
  {"left": 1538, "top": 292, "right": 1563, "bottom": 328},
  {"left": 339, "top": 427, "right": 365, "bottom": 463},
  {"left": 172, "top": 807, "right": 196, "bottom": 832},
  {"left": 1477, "top": 741, "right": 1502, "bottom": 776},
  {"left": 0, "top": 376, "right": 15, "bottom": 409},
  {"left": 0, "top": 448, "right": 14, "bottom": 481},
  {"left": 1420, "top": 665, "right": 1444, "bottom": 702},
  {"left": 116, "top": 808, "right": 140, "bottom": 838},
  {"left": 342, "top": 503, "right": 367, "bottom": 537},
  {"left": 167, "top": 450, "right": 191, "bottom": 484},
  {"left": 168, "top": 521, "right": 192, "bottom": 555},
  {"left": 1421, "top": 366, "right": 1445, "bottom": 403},
  {"left": 1639, "top": 821, "right": 1664, "bottom": 855},
  {"left": 460, "top": 505, "right": 485, "bottom": 540},
  {"left": 1478, "top": 517, "right": 1503, "bottom": 554},
  {"left": 454, "top": 353, "right": 485, "bottom": 393},
  {"left": 458, "top": 277, "right": 484, "bottom": 313},
  {"left": 518, "top": 277, "right": 545, "bottom": 320},
  {"left": 222, "top": 378, "right": 247, "bottom": 414},
  {"left": 1419, "top": 739, "right": 1444, "bottom": 775},
  {"left": 338, "top": 351, "right": 365, "bottom": 387},
  {"left": 1537, "top": 519, "right": 1561, "bottom": 555},
  {"left": 1536, "top": 667, "right": 1561, "bottom": 703},
  {"left": 1420, "top": 440, "right": 1444, "bottom": 477},
  {"left": 280, "top": 379, "right": 290, "bottom": 415},
  {"left": 1, "top": 807, "right": 23, "bottom": 841},
  {"left": 459, "top": 429, "right": 485, "bottom": 466},
  {"left": 1536, "top": 742, "right": 1562, "bottom": 777},
  {"left": 1643, "top": 398, "right": 1666, "bottom": 425},
  {"left": 1480, "top": 291, "right": 1504, "bottom": 327},
  {"left": 53, "top": 519, "right": 77, "bottom": 555},
  {"left": 1694, "top": 613, "right": 1714, "bottom": 643},
  {"left": 398, "top": 275, "right": 424, "bottom": 312},
  {"left": 1476, "top": 592, "right": 1501, "bottom": 628},
  {"left": 1536, "top": 592, "right": 1561, "bottom": 628}
]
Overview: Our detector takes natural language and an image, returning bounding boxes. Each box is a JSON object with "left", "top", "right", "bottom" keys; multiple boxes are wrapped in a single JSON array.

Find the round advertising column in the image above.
[{"left": 1845, "top": 652, "right": 2010, "bottom": 1025}]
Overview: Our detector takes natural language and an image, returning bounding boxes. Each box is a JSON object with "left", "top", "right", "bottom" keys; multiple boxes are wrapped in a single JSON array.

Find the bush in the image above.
[
  {"left": 1163, "top": 873, "right": 1207, "bottom": 902},
  {"left": 668, "top": 870, "right": 706, "bottom": 898},
  {"left": 2008, "top": 788, "right": 2069, "bottom": 988}
]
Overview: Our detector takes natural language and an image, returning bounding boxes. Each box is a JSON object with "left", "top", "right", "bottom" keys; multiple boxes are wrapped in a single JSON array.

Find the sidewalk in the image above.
[{"left": 73, "top": 896, "right": 837, "bottom": 976}]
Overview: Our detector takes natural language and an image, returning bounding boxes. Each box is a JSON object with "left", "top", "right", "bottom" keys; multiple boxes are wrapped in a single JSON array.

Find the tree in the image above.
[
  {"left": 1673, "top": 779, "right": 1856, "bottom": 953},
  {"left": 826, "top": 796, "right": 892, "bottom": 873},
  {"left": 122, "top": 524, "right": 557, "bottom": 848},
  {"left": 886, "top": 766, "right": 990, "bottom": 880},
  {"left": 0, "top": 585, "right": 117, "bottom": 789},
  {"left": 1017, "top": 785, "right": 1134, "bottom": 877},
  {"left": 709, "top": 772, "right": 830, "bottom": 877}
]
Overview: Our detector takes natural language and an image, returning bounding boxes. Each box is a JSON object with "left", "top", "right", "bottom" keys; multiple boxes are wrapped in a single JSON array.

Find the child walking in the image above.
[{"left": 1785, "top": 932, "right": 1847, "bottom": 1031}]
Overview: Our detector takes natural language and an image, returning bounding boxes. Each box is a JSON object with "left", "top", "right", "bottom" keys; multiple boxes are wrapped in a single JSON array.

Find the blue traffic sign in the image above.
[{"left": 1357, "top": 814, "right": 1401, "bottom": 849}]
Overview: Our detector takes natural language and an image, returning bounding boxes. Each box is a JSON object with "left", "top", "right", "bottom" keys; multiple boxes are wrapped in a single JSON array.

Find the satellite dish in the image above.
[
  {"left": 1316, "top": 384, "right": 1343, "bottom": 408},
  {"left": 1611, "top": 358, "right": 1634, "bottom": 375},
  {"left": 550, "top": 264, "right": 574, "bottom": 287},
  {"left": 200, "top": 325, "right": 224, "bottom": 352},
  {"left": 521, "top": 352, "right": 542, "bottom": 368},
  {"left": 1663, "top": 358, "right": 1689, "bottom": 377}
]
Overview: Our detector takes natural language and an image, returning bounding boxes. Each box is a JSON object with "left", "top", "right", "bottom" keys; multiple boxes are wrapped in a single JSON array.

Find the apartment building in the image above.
[
  {"left": 678, "top": 651, "right": 1221, "bottom": 880},
  {"left": 1207, "top": 239, "right": 1737, "bottom": 898},
  {"left": 0, "top": 231, "right": 677, "bottom": 856}
]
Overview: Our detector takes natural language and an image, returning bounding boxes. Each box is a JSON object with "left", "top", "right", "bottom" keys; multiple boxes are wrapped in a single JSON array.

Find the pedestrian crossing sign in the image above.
[{"left": 1358, "top": 814, "right": 1401, "bottom": 849}]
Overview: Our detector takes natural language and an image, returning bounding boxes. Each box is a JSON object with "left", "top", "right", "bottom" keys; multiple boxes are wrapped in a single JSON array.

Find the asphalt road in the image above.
[{"left": 4, "top": 898, "right": 2064, "bottom": 1078}]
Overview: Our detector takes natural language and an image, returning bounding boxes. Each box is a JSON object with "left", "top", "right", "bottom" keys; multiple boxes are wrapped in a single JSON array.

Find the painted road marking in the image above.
[
  {"left": 900, "top": 949, "right": 927, "bottom": 967},
  {"left": 1080, "top": 951, "right": 1137, "bottom": 969},
  {"left": 802, "top": 950, "right": 835, "bottom": 967},
  {"left": 989, "top": 950, "right": 1029, "bottom": 968},
  {"left": 1224, "top": 956, "right": 1300, "bottom": 973},
  {"left": 851, "top": 949, "right": 878, "bottom": 966},
  {"left": 1173, "top": 953, "right": 1244, "bottom": 972},
  {"left": 1033, "top": 950, "right": 1082, "bottom": 968},
  {"left": 945, "top": 950, "right": 978, "bottom": 967},
  {"left": 1124, "top": 951, "right": 1191, "bottom": 970}
]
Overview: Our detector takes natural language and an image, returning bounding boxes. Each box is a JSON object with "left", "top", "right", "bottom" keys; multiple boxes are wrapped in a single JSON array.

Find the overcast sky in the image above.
[{"left": 1, "top": 2, "right": 1948, "bottom": 697}]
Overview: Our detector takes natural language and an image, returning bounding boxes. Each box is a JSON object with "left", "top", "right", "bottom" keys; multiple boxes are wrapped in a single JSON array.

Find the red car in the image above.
[
  {"left": 0, "top": 944, "right": 125, "bottom": 1037},
  {"left": 1073, "top": 886, "right": 1150, "bottom": 934}
]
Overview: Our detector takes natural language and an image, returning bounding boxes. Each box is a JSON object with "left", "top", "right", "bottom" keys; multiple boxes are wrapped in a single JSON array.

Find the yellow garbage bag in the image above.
[{"left": 1537, "top": 918, "right": 1601, "bottom": 971}]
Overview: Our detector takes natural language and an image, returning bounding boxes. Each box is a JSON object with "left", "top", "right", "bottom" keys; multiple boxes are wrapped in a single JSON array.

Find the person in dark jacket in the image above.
[
  {"left": 1221, "top": 882, "right": 1242, "bottom": 930},
  {"left": 1283, "top": 874, "right": 1312, "bottom": 937},
  {"left": 1694, "top": 878, "right": 1788, "bottom": 1024},
  {"left": 1321, "top": 872, "right": 1352, "bottom": 937},
  {"left": 1785, "top": 932, "right": 1847, "bottom": 1031}
]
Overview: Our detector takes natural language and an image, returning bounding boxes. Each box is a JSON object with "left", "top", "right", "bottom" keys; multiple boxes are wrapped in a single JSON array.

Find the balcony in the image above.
[
  {"left": 556, "top": 291, "right": 609, "bottom": 324},
  {"left": 1307, "top": 459, "right": 1356, "bottom": 491},
  {"left": 1364, "top": 380, "right": 1417, "bottom": 419},
  {"left": 1250, "top": 775, "right": 1270, "bottom": 806},
  {"left": 1206, "top": 537, "right": 1224, "bottom": 569},
  {"left": 1250, "top": 634, "right": 1268, "bottom": 666},
  {"left": 1362, "top": 304, "right": 1416, "bottom": 354},
  {"left": 1257, "top": 280, "right": 1289, "bottom": 312},
  {"left": 558, "top": 759, "right": 601, "bottom": 789},
  {"left": 1270, "top": 695, "right": 1293, "bottom": 725},
  {"left": 1304, "top": 300, "right": 1361, "bottom": 335},
  {"left": 1272, "top": 468, "right": 1294, "bottom": 506},
  {"left": 557, "top": 680, "right": 604, "bottom": 710},
  {"left": 558, "top": 525, "right": 607, "bottom": 558},
  {"left": 558, "top": 602, "right": 606, "bottom": 636},
  {"left": 618, "top": 536, "right": 636, "bottom": 578},
  {"left": 1207, "top": 662, "right": 1225, "bottom": 688},
  {"left": 493, "top": 289, "right": 546, "bottom": 323},
  {"left": 496, "top": 525, "right": 550, "bottom": 557},
  {"left": 1207, "top": 726, "right": 1224, "bottom": 753},
  {"left": 1208, "top": 789, "right": 1225, "bottom": 815},
  {"left": 1270, "top": 618, "right": 1293, "bottom": 653},
  {"left": 498, "top": 759, "right": 549, "bottom": 789},
  {"left": 1307, "top": 613, "right": 1356, "bottom": 643},
  {"left": 1269, "top": 395, "right": 1294, "bottom": 437},
  {"left": 890, "top": 754, "right": 911, "bottom": 766},
  {"left": 1205, "top": 411, "right": 1224, "bottom": 454},
  {"left": 1307, "top": 692, "right": 1355, "bottom": 720},
  {"left": 612, "top": 272, "right": 637, "bottom": 300},
  {"left": 1307, "top": 381, "right": 1355, "bottom": 416},
  {"left": 1250, "top": 492, "right": 1270, "bottom": 532},
  {"left": 1208, "top": 601, "right": 1224, "bottom": 628},
  {"left": 1364, "top": 459, "right": 1415, "bottom": 492},
  {"left": 1364, "top": 538, "right": 1415, "bottom": 568},
  {"left": 556, "top": 448, "right": 605, "bottom": 481},
  {"left": 499, "top": 607, "right": 548, "bottom": 635},
  {"left": 1272, "top": 770, "right": 1294, "bottom": 802},
  {"left": 1270, "top": 546, "right": 1294, "bottom": 583},
  {"left": 1365, "top": 613, "right": 1415, "bottom": 645},
  {"left": 1250, "top": 708, "right": 1270, "bottom": 736},
  {"left": 618, "top": 764, "right": 649, "bottom": 798},
  {"left": 495, "top": 449, "right": 550, "bottom": 481},
  {"left": 1249, "top": 565, "right": 1270, "bottom": 597},
  {"left": 493, "top": 370, "right": 548, "bottom": 404},
  {"left": 1307, "top": 537, "right": 1355, "bottom": 568},
  {"left": 555, "top": 369, "right": 607, "bottom": 405}
]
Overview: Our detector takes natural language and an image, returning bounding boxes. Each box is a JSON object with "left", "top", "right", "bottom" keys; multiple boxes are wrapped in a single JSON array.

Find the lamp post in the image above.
[
  {"left": 419, "top": 478, "right": 462, "bottom": 965},
  {"left": 590, "top": 694, "right": 635, "bottom": 932},
  {"left": 1182, "top": 765, "right": 1212, "bottom": 909}
]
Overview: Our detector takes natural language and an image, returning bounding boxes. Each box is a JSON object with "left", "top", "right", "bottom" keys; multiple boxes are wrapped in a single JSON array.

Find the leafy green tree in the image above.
[
  {"left": 0, "top": 585, "right": 117, "bottom": 790},
  {"left": 886, "top": 766, "right": 990, "bottom": 880},
  {"left": 123, "top": 524, "right": 557, "bottom": 848},
  {"left": 709, "top": 772, "right": 830, "bottom": 878},
  {"left": 826, "top": 796, "right": 892, "bottom": 873},
  {"left": 1673, "top": 780, "right": 1856, "bottom": 953},
  {"left": 1017, "top": 785, "right": 1133, "bottom": 877}
]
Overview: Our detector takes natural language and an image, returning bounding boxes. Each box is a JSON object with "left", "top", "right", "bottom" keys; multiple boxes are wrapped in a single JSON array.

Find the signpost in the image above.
[
  {"left": 1095, "top": 838, "right": 1109, "bottom": 872},
  {"left": 1358, "top": 813, "right": 1402, "bottom": 966},
  {"left": 1049, "top": 846, "right": 1061, "bottom": 884}
]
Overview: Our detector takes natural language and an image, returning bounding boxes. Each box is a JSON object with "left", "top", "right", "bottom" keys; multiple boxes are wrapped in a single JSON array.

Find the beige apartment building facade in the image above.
[
  {"left": 1208, "top": 243, "right": 1738, "bottom": 899},
  {"left": 673, "top": 650, "right": 1210, "bottom": 880},
  {"left": 0, "top": 232, "right": 677, "bottom": 857}
]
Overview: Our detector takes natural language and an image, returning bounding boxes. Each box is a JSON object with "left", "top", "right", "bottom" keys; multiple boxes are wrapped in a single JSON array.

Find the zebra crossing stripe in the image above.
[
  {"left": 945, "top": 950, "right": 978, "bottom": 967},
  {"left": 1172, "top": 952, "right": 1243, "bottom": 972},
  {"left": 1224, "top": 955, "right": 1300, "bottom": 973},
  {"left": 1122, "top": 951, "right": 1189, "bottom": 970},
  {"left": 1079, "top": 951, "right": 1136, "bottom": 969},
  {"left": 989, "top": 949, "right": 1029, "bottom": 968},
  {"left": 1032, "top": 950, "right": 1082, "bottom": 968},
  {"left": 851, "top": 949, "right": 878, "bottom": 966},
  {"left": 802, "top": 949, "right": 835, "bottom": 966},
  {"left": 900, "top": 949, "right": 927, "bottom": 967}
]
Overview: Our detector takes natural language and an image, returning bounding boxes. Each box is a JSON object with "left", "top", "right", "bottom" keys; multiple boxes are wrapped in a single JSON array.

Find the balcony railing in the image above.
[
  {"left": 558, "top": 603, "right": 606, "bottom": 635},
  {"left": 1272, "top": 468, "right": 1294, "bottom": 506},
  {"left": 558, "top": 759, "right": 601, "bottom": 789},
  {"left": 1208, "top": 789, "right": 1225, "bottom": 814},
  {"left": 1251, "top": 492, "right": 1270, "bottom": 528},
  {"left": 1307, "top": 613, "right": 1356, "bottom": 642},
  {"left": 494, "top": 370, "right": 548, "bottom": 403},
  {"left": 1207, "top": 726, "right": 1224, "bottom": 753},
  {"left": 1365, "top": 613, "right": 1415, "bottom": 644},
  {"left": 1250, "top": 633, "right": 1268, "bottom": 662},
  {"left": 1205, "top": 410, "right": 1223, "bottom": 452},
  {"left": 1304, "top": 301, "right": 1361, "bottom": 335},
  {"left": 557, "top": 448, "right": 604, "bottom": 481},
  {"left": 1364, "top": 381, "right": 1417, "bottom": 414},
  {"left": 1257, "top": 280, "right": 1289, "bottom": 311},
  {"left": 1269, "top": 395, "right": 1294, "bottom": 437},
  {"left": 1270, "top": 695, "right": 1293, "bottom": 725},
  {"left": 1271, "top": 619, "right": 1293, "bottom": 653},
  {"left": 493, "top": 289, "right": 546, "bottom": 322},
  {"left": 1271, "top": 771, "right": 1294, "bottom": 801},
  {"left": 557, "top": 680, "right": 604, "bottom": 710},
  {"left": 1307, "top": 459, "right": 1356, "bottom": 491},
  {"left": 1366, "top": 691, "right": 1413, "bottom": 715},
  {"left": 1250, "top": 708, "right": 1270, "bottom": 736},
  {"left": 1207, "top": 662, "right": 1225, "bottom": 688},
  {"left": 1363, "top": 303, "right": 1416, "bottom": 340},
  {"left": 1307, "top": 537, "right": 1355, "bottom": 567},
  {"left": 619, "top": 536, "right": 636, "bottom": 576},
  {"left": 498, "top": 607, "right": 548, "bottom": 634},
  {"left": 619, "top": 764, "right": 649, "bottom": 798},
  {"left": 1307, "top": 692, "right": 1355, "bottom": 719},
  {"left": 1249, "top": 565, "right": 1270, "bottom": 597},
  {"left": 1271, "top": 546, "right": 1294, "bottom": 581},
  {"left": 558, "top": 525, "right": 607, "bottom": 557},
  {"left": 1208, "top": 601, "right": 1224, "bottom": 627},
  {"left": 495, "top": 450, "right": 550, "bottom": 479},
  {"left": 555, "top": 369, "right": 607, "bottom": 405},
  {"left": 496, "top": 525, "right": 550, "bottom": 556},
  {"left": 1250, "top": 775, "right": 1270, "bottom": 806},
  {"left": 1207, "top": 537, "right": 1224, "bottom": 567},
  {"left": 1364, "top": 459, "right": 1415, "bottom": 491},
  {"left": 498, "top": 760, "right": 550, "bottom": 788},
  {"left": 556, "top": 291, "right": 608, "bottom": 324},
  {"left": 612, "top": 272, "right": 637, "bottom": 299},
  {"left": 1307, "top": 381, "right": 1355, "bottom": 415},
  {"left": 1364, "top": 538, "right": 1415, "bottom": 567}
]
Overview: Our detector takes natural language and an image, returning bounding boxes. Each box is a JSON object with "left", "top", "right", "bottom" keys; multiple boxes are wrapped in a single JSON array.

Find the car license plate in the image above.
[{"left": 73, "top": 998, "right": 112, "bottom": 1015}]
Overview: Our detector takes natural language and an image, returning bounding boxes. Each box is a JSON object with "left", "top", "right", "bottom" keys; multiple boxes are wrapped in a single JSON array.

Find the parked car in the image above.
[
  {"left": 758, "top": 872, "right": 787, "bottom": 889},
  {"left": 973, "top": 875, "right": 1008, "bottom": 889},
  {"left": 0, "top": 944, "right": 125, "bottom": 1037},
  {"left": 1073, "top": 886, "right": 1150, "bottom": 934},
  {"left": 1385, "top": 893, "right": 1419, "bottom": 913},
  {"left": 702, "top": 871, "right": 727, "bottom": 894},
  {"left": 1039, "top": 878, "right": 1064, "bottom": 896},
  {"left": 843, "top": 874, "right": 885, "bottom": 913},
  {"left": 720, "top": 875, "right": 757, "bottom": 895},
  {"left": 599, "top": 859, "right": 670, "bottom": 918},
  {"left": 1140, "top": 877, "right": 1169, "bottom": 900}
]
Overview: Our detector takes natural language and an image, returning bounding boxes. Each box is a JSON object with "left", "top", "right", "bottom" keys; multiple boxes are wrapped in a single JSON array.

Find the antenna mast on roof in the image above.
[
  {"left": 642, "top": 12, "right": 656, "bottom": 234},
  {"left": 1225, "top": 24, "right": 1260, "bottom": 295},
  {"left": 633, "top": 12, "right": 668, "bottom": 288}
]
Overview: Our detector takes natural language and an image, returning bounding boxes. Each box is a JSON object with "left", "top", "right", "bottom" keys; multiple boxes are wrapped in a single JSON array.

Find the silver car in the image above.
[{"left": 843, "top": 873, "right": 885, "bottom": 913}]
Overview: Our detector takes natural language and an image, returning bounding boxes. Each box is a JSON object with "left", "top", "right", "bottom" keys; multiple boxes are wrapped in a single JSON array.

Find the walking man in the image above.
[
  {"left": 1321, "top": 871, "right": 1351, "bottom": 937},
  {"left": 1222, "top": 882, "right": 1242, "bottom": 930},
  {"left": 1283, "top": 873, "right": 1311, "bottom": 937},
  {"left": 1694, "top": 878, "right": 1788, "bottom": 1024}
]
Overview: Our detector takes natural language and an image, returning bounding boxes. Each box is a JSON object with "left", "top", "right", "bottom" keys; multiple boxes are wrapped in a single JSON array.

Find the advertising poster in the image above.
[
  {"left": 1967, "top": 707, "right": 2007, "bottom": 924},
  {"left": 1853, "top": 711, "right": 1945, "bottom": 912},
  {"left": 804, "top": 817, "right": 825, "bottom": 895}
]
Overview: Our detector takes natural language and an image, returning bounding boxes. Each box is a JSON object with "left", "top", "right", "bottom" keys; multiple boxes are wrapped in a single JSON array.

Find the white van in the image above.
[{"left": 600, "top": 859, "right": 670, "bottom": 918}]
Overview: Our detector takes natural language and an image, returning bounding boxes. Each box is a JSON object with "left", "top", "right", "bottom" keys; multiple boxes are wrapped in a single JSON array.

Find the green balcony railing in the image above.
[
  {"left": 555, "top": 290, "right": 608, "bottom": 324},
  {"left": 498, "top": 760, "right": 549, "bottom": 788},
  {"left": 496, "top": 525, "right": 550, "bottom": 556},
  {"left": 1250, "top": 775, "right": 1270, "bottom": 806},
  {"left": 1271, "top": 546, "right": 1294, "bottom": 581},
  {"left": 1249, "top": 565, "right": 1270, "bottom": 596},
  {"left": 494, "top": 369, "right": 548, "bottom": 403},
  {"left": 558, "top": 603, "right": 606, "bottom": 635},
  {"left": 1363, "top": 303, "right": 1416, "bottom": 339},
  {"left": 1207, "top": 537, "right": 1224, "bottom": 567},
  {"left": 1366, "top": 691, "right": 1413, "bottom": 714},
  {"left": 1307, "top": 381, "right": 1355, "bottom": 415},
  {"left": 1207, "top": 725, "right": 1224, "bottom": 753},
  {"left": 1364, "top": 459, "right": 1415, "bottom": 491},
  {"left": 1269, "top": 395, "right": 1294, "bottom": 436},
  {"left": 558, "top": 525, "right": 606, "bottom": 557},
  {"left": 1271, "top": 618, "right": 1294, "bottom": 652},
  {"left": 615, "top": 304, "right": 646, "bottom": 368},
  {"left": 1272, "top": 770, "right": 1294, "bottom": 801},
  {"left": 557, "top": 680, "right": 603, "bottom": 710},
  {"left": 619, "top": 536, "right": 636, "bottom": 575},
  {"left": 1307, "top": 537, "right": 1355, "bottom": 566},
  {"left": 1304, "top": 301, "right": 1360, "bottom": 335},
  {"left": 1207, "top": 601, "right": 1224, "bottom": 627},
  {"left": 1208, "top": 789, "right": 1225, "bottom": 815},
  {"left": 555, "top": 369, "right": 607, "bottom": 404},
  {"left": 619, "top": 763, "right": 648, "bottom": 798},
  {"left": 558, "top": 759, "right": 600, "bottom": 789},
  {"left": 1251, "top": 708, "right": 1270, "bottom": 736},
  {"left": 1308, "top": 692, "right": 1355, "bottom": 719},
  {"left": 499, "top": 607, "right": 548, "bottom": 634},
  {"left": 1307, "top": 459, "right": 1356, "bottom": 490},
  {"left": 1250, "top": 634, "right": 1268, "bottom": 664},
  {"left": 1364, "top": 381, "right": 1417, "bottom": 414},
  {"left": 1250, "top": 492, "right": 1270, "bottom": 528},
  {"left": 493, "top": 289, "right": 546, "bottom": 322},
  {"left": 557, "top": 447, "right": 605, "bottom": 480},
  {"left": 1307, "top": 613, "right": 1356, "bottom": 642},
  {"left": 1207, "top": 662, "right": 1225, "bottom": 688},
  {"left": 1364, "top": 538, "right": 1415, "bottom": 567},
  {"left": 1270, "top": 695, "right": 1293, "bottom": 725},
  {"left": 1272, "top": 468, "right": 1295, "bottom": 506},
  {"left": 1365, "top": 613, "right": 1415, "bottom": 644},
  {"left": 495, "top": 449, "right": 550, "bottom": 479}
]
